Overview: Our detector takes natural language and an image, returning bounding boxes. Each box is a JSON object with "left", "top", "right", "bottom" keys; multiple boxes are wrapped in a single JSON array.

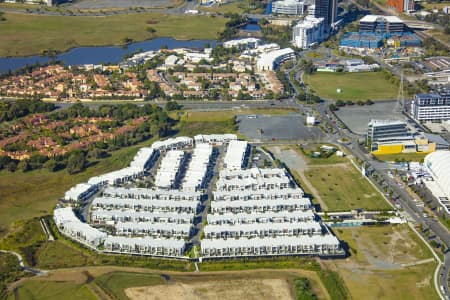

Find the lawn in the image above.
[
  {"left": 0, "top": 12, "right": 226, "bottom": 57},
  {"left": 304, "top": 163, "right": 391, "bottom": 211},
  {"left": 374, "top": 152, "right": 427, "bottom": 163},
  {"left": 94, "top": 272, "right": 164, "bottom": 300},
  {"left": 330, "top": 225, "right": 439, "bottom": 300},
  {"left": 10, "top": 281, "right": 97, "bottom": 300},
  {"left": 303, "top": 72, "right": 399, "bottom": 101}
]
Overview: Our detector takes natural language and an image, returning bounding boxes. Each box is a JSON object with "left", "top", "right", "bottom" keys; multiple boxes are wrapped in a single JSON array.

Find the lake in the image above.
[{"left": 0, "top": 37, "right": 217, "bottom": 74}]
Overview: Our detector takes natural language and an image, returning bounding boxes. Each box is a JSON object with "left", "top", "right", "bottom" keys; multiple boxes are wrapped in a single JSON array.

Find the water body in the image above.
[
  {"left": 242, "top": 23, "right": 262, "bottom": 31},
  {"left": 0, "top": 37, "right": 217, "bottom": 74}
]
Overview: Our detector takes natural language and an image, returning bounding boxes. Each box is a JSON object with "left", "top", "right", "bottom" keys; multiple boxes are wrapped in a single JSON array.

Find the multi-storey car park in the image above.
[{"left": 54, "top": 134, "right": 344, "bottom": 259}]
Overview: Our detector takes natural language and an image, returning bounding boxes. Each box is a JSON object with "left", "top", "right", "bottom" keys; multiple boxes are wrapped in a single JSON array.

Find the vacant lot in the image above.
[
  {"left": 0, "top": 13, "right": 226, "bottom": 57},
  {"left": 176, "top": 108, "right": 299, "bottom": 137},
  {"left": 126, "top": 279, "right": 293, "bottom": 300},
  {"left": 303, "top": 72, "right": 398, "bottom": 101},
  {"left": 305, "top": 163, "right": 390, "bottom": 211},
  {"left": 328, "top": 225, "right": 439, "bottom": 300},
  {"left": 10, "top": 268, "right": 330, "bottom": 300}
]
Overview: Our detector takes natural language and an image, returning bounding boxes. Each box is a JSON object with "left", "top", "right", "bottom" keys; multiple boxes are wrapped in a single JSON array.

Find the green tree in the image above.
[
  {"left": 67, "top": 150, "right": 87, "bottom": 174},
  {"left": 44, "top": 159, "right": 58, "bottom": 172},
  {"left": 18, "top": 160, "right": 31, "bottom": 172}
]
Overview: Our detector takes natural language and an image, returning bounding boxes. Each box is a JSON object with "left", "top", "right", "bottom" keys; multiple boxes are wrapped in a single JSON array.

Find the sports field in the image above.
[
  {"left": 329, "top": 225, "right": 440, "bottom": 300},
  {"left": 0, "top": 12, "right": 226, "bottom": 57},
  {"left": 303, "top": 72, "right": 399, "bottom": 101}
]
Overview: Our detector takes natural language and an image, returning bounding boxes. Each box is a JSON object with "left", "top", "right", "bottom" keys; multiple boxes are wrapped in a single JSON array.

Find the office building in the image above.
[
  {"left": 366, "top": 119, "right": 411, "bottom": 150},
  {"left": 359, "top": 15, "right": 405, "bottom": 33},
  {"left": 314, "top": 0, "right": 337, "bottom": 30},
  {"left": 411, "top": 93, "right": 450, "bottom": 122},
  {"left": 292, "top": 16, "right": 325, "bottom": 48},
  {"left": 387, "top": 0, "right": 415, "bottom": 13},
  {"left": 272, "top": 0, "right": 305, "bottom": 15}
]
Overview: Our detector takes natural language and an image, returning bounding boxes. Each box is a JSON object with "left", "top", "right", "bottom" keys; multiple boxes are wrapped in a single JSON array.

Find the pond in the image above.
[{"left": 0, "top": 37, "right": 217, "bottom": 74}]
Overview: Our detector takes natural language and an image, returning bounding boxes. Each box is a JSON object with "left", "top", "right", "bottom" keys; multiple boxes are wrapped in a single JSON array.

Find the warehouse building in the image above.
[{"left": 424, "top": 151, "right": 450, "bottom": 214}]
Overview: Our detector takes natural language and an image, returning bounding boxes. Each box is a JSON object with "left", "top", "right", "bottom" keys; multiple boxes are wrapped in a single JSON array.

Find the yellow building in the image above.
[{"left": 371, "top": 138, "right": 436, "bottom": 155}]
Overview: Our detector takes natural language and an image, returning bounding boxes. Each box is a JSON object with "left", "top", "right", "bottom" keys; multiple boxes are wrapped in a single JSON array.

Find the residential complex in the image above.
[
  {"left": 257, "top": 48, "right": 296, "bottom": 71},
  {"left": 0, "top": 40, "right": 294, "bottom": 101},
  {"left": 54, "top": 134, "right": 342, "bottom": 259},
  {"left": 292, "top": 16, "right": 325, "bottom": 49},
  {"left": 411, "top": 93, "right": 450, "bottom": 122}
]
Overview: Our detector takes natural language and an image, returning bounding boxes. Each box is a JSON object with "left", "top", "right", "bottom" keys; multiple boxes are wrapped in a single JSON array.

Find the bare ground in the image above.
[{"left": 125, "top": 279, "right": 294, "bottom": 300}]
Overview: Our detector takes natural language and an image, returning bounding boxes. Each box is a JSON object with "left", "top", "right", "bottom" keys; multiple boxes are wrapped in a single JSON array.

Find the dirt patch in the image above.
[{"left": 125, "top": 279, "right": 294, "bottom": 300}]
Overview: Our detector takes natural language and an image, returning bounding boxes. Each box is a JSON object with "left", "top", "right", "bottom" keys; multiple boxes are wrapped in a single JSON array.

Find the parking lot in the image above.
[
  {"left": 334, "top": 101, "right": 406, "bottom": 135},
  {"left": 237, "top": 114, "right": 325, "bottom": 141}
]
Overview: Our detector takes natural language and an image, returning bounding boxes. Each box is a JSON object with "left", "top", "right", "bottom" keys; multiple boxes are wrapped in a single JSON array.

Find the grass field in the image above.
[
  {"left": 303, "top": 72, "right": 399, "bottom": 101},
  {"left": 0, "top": 141, "right": 147, "bottom": 236},
  {"left": 9, "top": 281, "right": 97, "bottom": 300},
  {"left": 305, "top": 163, "right": 391, "bottom": 211},
  {"left": 10, "top": 268, "right": 331, "bottom": 300},
  {"left": 329, "top": 225, "right": 439, "bottom": 300},
  {"left": 0, "top": 12, "right": 226, "bottom": 57},
  {"left": 95, "top": 272, "right": 164, "bottom": 300},
  {"left": 374, "top": 152, "right": 428, "bottom": 163}
]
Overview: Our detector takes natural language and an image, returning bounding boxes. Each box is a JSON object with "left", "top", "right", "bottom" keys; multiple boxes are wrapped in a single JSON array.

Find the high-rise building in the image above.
[
  {"left": 314, "top": 0, "right": 337, "bottom": 31},
  {"left": 292, "top": 16, "right": 325, "bottom": 48}
]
